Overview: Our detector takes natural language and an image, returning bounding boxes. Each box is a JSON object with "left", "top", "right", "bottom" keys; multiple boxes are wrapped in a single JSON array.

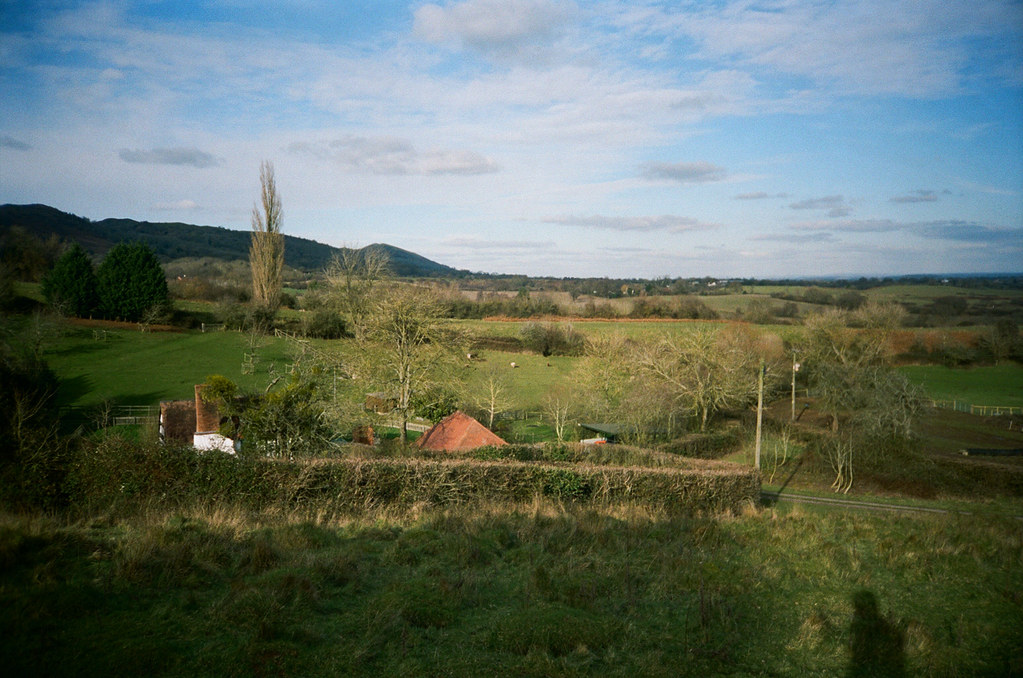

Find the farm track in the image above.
[{"left": 761, "top": 490, "right": 1023, "bottom": 520}]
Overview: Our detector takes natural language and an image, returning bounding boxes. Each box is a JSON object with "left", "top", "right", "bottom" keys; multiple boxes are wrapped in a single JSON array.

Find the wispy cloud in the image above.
[
  {"left": 734, "top": 191, "right": 788, "bottom": 200},
  {"left": 0, "top": 135, "right": 31, "bottom": 151},
  {"left": 544, "top": 214, "right": 716, "bottom": 233},
  {"left": 640, "top": 161, "right": 726, "bottom": 184},
  {"left": 413, "top": 0, "right": 576, "bottom": 63},
  {"left": 890, "top": 189, "right": 941, "bottom": 204},
  {"left": 914, "top": 220, "right": 1022, "bottom": 244},
  {"left": 152, "top": 199, "right": 200, "bottom": 211},
  {"left": 290, "top": 137, "right": 500, "bottom": 176},
  {"left": 789, "top": 195, "right": 851, "bottom": 218},
  {"left": 118, "top": 147, "right": 220, "bottom": 168},
  {"left": 443, "top": 236, "right": 556, "bottom": 250}
]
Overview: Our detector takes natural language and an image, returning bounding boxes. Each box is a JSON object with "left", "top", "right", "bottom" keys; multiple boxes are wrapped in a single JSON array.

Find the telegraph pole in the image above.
[
  {"left": 790, "top": 351, "right": 801, "bottom": 422},
  {"left": 755, "top": 360, "right": 765, "bottom": 471}
]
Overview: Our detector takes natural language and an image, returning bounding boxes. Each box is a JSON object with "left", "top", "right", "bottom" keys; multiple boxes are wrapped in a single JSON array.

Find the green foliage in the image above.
[
  {"left": 41, "top": 243, "right": 99, "bottom": 317},
  {"left": 302, "top": 308, "right": 348, "bottom": 339},
  {"left": 0, "top": 225, "right": 61, "bottom": 282},
  {"left": 0, "top": 342, "right": 65, "bottom": 510},
  {"left": 240, "top": 379, "right": 332, "bottom": 458},
  {"left": 658, "top": 427, "right": 745, "bottom": 459},
  {"left": 95, "top": 241, "right": 169, "bottom": 321}
]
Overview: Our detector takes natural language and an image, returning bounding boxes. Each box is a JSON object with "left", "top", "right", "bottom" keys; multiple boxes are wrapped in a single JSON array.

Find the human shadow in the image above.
[{"left": 847, "top": 590, "right": 906, "bottom": 678}]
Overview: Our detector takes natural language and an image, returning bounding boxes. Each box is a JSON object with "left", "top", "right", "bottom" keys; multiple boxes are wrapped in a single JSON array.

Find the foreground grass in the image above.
[{"left": 1, "top": 503, "right": 1020, "bottom": 677}]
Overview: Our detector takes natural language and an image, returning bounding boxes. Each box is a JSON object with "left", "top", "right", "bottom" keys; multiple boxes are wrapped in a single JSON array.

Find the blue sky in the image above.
[{"left": 2, "top": 0, "right": 1021, "bottom": 278}]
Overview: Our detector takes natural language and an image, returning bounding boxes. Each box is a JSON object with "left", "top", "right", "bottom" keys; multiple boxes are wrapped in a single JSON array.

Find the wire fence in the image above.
[
  {"left": 59, "top": 404, "right": 161, "bottom": 431},
  {"left": 929, "top": 400, "right": 1022, "bottom": 416}
]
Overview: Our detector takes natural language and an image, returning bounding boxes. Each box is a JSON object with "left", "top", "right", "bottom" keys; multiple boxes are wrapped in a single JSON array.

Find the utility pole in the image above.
[
  {"left": 755, "top": 360, "right": 765, "bottom": 471},
  {"left": 790, "top": 351, "right": 801, "bottom": 422}
]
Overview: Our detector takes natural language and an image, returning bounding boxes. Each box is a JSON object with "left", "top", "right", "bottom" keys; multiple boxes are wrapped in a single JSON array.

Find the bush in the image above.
[
  {"left": 521, "top": 322, "right": 585, "bottom": 356},
  {"left": 303, "top": 308, "right": 348, "bottom": 339},
  {"left": 657, "top": 428, "right": 744, "bottom": 459}
]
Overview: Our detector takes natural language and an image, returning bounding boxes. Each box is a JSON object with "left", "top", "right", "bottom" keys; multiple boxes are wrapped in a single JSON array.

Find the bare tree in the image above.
[
  {"left": 249, "top": 160, "right": 284, "bottom": 313},
  {"left": 324, "top": 246, "right": 389, "bottom": 340},
  {"left": 468, "top": 365, "right": 511, "bottom": 429},
  {"left": 542, "top": 385, "right": 575, "bottom": 442},
  {"left": 635, "top": 326, "right": 774, "bottom": 432}
]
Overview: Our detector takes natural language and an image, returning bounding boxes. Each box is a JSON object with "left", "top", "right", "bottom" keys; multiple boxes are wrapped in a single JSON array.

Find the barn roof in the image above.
[{"left": 416, "top": 410, "right": 507, "bottom": 452}]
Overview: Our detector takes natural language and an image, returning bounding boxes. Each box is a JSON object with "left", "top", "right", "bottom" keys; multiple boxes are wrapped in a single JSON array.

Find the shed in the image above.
[
  {"left": 416, "top": 411, "right": 507, "bottom": 452},
  {"left": 578, "top": 423, "right": 621, "bottom": 444}
]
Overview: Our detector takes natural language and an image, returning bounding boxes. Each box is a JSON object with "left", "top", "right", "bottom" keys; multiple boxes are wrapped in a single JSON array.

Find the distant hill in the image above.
[{"left": 0, "top": 203, "right": 465, "bottom": 278}]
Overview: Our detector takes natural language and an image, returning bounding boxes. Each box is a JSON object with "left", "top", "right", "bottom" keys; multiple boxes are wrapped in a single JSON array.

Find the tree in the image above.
[
  {"left": 95, "top": 242, "right": 168, "bottom": 322},
  {"left": 365, "top": 285, "right": 458, "bottom": 443},
  {"left": 542, "top": 384, "right": 576, "bottom": 442},
  {"left": 467, "top": 365, "right": 512, "bottom": 429},
  {"left": 41, "top": 243, "right": 99, "bottom": 318},
  {"left": 250, "top": 160, "right": 284, "bottom": 314},
  {"left": 324, "top": 246, "right": 389, "bottom": 340},
  {"left": 799, "top": 302, "right": 923, "bottom": 492},
  {"left": 634, "top": 325, "right": 778, "bottom": 432}
]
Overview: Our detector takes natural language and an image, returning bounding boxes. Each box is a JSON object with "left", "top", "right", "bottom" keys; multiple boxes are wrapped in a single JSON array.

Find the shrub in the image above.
[
  {"left": 658, "top": 428, "right": 745, "bottom": 459},
  {"left": 521, "top": 322, "right": 585, "bottom": 356},
  {"left": 303, "top": 308, "right": 348, "bottom": 339}
]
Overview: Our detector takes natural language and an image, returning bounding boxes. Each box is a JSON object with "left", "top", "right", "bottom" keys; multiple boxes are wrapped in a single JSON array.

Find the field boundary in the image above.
[{"left": 929, "top": 399, "right": 1022, "bottom": 416}]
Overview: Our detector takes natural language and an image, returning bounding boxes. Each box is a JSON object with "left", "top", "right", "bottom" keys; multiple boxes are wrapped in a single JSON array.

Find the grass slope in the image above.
[
  {"left": 1, "top": 504, "right": 1019, "bottom": 677},
  {"left": 46, "top": 324, "right": 292, "bottom": 407}
]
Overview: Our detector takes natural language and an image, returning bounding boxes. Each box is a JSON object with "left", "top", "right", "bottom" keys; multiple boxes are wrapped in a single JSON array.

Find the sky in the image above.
[{"left": 1, "top": 0, "right": 1022, "bottom": 279}]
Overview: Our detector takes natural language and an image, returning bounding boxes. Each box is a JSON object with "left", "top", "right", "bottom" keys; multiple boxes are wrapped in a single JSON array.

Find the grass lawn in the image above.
[{"left": 900, "top": 364, "right": 1023, "bottom": 408}]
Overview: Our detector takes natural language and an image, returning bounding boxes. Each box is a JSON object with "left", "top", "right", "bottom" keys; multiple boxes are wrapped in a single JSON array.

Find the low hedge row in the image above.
[
  {"left": 64, "top": 439, "right": 760, "bottom": 517},
  {"left": 656, "top": 427, "right": 745, "bottom": 459}
]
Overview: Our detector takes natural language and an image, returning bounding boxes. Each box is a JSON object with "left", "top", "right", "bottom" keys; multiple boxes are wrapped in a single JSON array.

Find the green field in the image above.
[
  {"left": 900, "top": 364, "right": 1023, "bottom": 408},
  {"left": 46, "top": 325, "right": 292, "bottom": 407}
]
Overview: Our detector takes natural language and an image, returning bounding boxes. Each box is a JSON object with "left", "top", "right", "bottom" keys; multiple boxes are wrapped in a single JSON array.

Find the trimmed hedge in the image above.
[
  {"left": 64, "top": 439, "right": 760, "bottom": 517},
  {"left": 657, "top": 427, "right": 745, "bottom": 459}
]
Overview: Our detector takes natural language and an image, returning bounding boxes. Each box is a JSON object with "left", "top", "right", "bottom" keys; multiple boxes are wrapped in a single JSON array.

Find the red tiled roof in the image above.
[{"left": 416, "top": 410, "right": 507, "bottom": 452}]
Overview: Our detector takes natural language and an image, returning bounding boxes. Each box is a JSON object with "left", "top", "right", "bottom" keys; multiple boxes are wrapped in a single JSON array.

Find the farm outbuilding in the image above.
[
  {"left": 158, "top": 384, "right": 238, "bottom": 453},
  {"left": 416, "top": 411, "right": 507, "bottom": 452}
]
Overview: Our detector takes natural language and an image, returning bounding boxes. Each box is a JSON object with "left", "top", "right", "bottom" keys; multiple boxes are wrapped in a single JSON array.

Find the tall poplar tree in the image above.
[{"left": 250, "top": 160, "right": 284, "bottom": 313}]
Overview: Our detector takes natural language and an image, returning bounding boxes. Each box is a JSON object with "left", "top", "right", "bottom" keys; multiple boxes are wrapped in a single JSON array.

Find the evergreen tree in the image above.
[
  {"left": 96, "top": 242, "right": 168, "bottom": 321},
  {"left": 41, "top": 243, "right": 99, "bottom": 318}
]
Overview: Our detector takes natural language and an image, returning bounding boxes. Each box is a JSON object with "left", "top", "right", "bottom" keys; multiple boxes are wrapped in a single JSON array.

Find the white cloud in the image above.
[
  {"left": 119, "top": 147, "right": 221, "bottom": 168},
  {"left": 890, "top": 190, "right": 941, "bottom": 204},
  {"left": 640, "top": 161, "right": 726, "bottom": 183},
  {"left": 289, "top": 136, "right": 500, "bottom": 176},
  {"left": 788, "top": 195, "right": 852, "bottom": 218},
  {"left": 414, "top": 0, "right": 577, "bottom": 62},
  {"left": 544, "top": 214, "right": 716, "bottom": 233}
]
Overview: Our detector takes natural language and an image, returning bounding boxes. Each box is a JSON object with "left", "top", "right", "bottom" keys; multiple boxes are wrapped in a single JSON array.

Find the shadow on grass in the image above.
[{"left": 848, "top": 590, "right": 905, "bottom": 678}]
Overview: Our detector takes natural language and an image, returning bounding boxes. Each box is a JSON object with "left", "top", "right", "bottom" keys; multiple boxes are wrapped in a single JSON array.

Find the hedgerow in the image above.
[{"left": 62, "top": 438, "right": 759, "bottom": 517}]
